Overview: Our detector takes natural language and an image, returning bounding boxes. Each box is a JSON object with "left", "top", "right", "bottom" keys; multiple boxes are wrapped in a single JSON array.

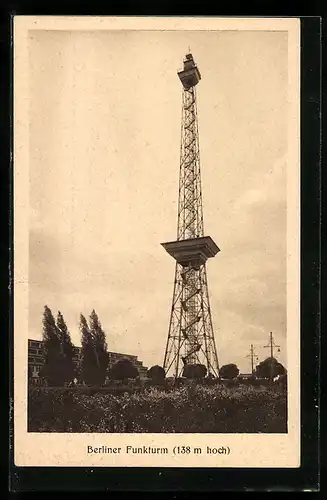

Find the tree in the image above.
[
  {"left": 79, "top": 314, "right": 98, "bottom": 385},
  {"left": 147, "top": 365, "right": 166, "bottom": 382},
  {"left": 255, "top": 357, "right": 286, "bottom": 379},
  {"left": 109, "top": 358, "right": 139, "bottom": 382},
  {"left": 89, "top": 310, "right": 109, "bottom": 385},
  {"left": 219, "top": 363, "right": 239, "bottom": 380},
  {"left": 182, "top": 363, "right": 207, "bottom": 379},
  {"left": 275, "top": 363, "right": 287, "bottom": 376},
  {"left": 56, "top": 311, "right": 75, "bottom": 385},
  {"left": 39, "top": 305, "right": 63, "bottom": 386}
]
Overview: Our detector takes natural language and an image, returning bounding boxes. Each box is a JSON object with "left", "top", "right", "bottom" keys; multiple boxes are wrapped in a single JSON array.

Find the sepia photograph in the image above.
[{"left": 14, "top": 16, "right": 300, "bottom": 467}]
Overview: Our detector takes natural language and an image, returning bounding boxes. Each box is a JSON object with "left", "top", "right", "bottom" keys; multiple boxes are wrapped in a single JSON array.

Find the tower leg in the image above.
[{"left": 163, "top": 262, "right": 219, "bottom": 378}]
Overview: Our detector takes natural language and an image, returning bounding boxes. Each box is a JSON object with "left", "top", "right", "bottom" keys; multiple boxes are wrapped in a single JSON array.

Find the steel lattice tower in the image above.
[{"left": 161, "top": 53, "right": 220, "bottom": 378}]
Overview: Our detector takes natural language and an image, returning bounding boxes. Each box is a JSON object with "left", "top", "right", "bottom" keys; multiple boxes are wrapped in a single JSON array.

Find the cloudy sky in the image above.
[{"left": 28, "top": 29, "right": 288, "bottom": 372}]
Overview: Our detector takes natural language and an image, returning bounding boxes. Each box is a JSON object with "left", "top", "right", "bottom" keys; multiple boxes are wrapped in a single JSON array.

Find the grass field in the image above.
[{"left": 28, "top": 381, "right": 287, "bottom": 433}]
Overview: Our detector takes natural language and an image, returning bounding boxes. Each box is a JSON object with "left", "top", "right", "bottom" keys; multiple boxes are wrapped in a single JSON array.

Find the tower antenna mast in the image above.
[{"left": 161, "top": 53, "right": 220, "bottom": 378}]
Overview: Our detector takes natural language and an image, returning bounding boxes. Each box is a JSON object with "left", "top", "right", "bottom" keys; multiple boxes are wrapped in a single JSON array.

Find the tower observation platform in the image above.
[
  {"left": 161, "top": 53, "right": 220, "bottom": 378},
  {"left": 161, "top": 236, "right": 220, "bottom": 269}
]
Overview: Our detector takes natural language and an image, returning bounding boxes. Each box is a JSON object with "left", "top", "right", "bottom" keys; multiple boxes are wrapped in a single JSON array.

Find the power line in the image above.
[
  {"left": 246, "top": 344, "right": 259, "bottom": 375},
  {"left": 263, "top": 331, "right": 281, "bottom": 359}
]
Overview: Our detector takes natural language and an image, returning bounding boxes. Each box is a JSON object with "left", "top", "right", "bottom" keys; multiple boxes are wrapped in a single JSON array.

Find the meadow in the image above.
[{"left": 28, "top": 380, "right": 287, "bottom": 433}]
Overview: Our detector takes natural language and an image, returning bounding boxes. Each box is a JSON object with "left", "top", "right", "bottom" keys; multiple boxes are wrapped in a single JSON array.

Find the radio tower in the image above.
[{"left": 161, "top": 53, "right": 220, "bottom": 378}]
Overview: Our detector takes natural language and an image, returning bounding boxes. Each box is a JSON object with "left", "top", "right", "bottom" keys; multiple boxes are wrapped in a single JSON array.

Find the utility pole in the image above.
[
  {"left": 246, "top": 344, "right": 258, "bottom": 376},
  {"left": 263, "top": 332, "right": 280, "bottom": 380}
]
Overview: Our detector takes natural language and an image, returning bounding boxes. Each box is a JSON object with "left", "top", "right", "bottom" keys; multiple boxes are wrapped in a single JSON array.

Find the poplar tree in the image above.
[
  {"left": 79, "top": 314, "right": 97, "bottom": 385},
  {"left": 56, "top": 311, "right": 75, "bottom": 385},
  {"left": 40, "top": 305, "right": 62, "bottom": 386},
  {"left": 89, "top": 309, "right": 109, "bottom": 386}
]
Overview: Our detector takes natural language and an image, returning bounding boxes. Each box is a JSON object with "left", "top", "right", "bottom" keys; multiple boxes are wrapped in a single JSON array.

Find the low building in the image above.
[
  {"left": 28, "top": 339, "right": 148, "bottom": 384},
  {"left": 238, "top": 373, "right": 255, "bottom": 379}
]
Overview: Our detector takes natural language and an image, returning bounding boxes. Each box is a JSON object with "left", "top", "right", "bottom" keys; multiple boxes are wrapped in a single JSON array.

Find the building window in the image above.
[
  {"left": 30, "top": 341, "right": 41, "bottom": 348},
  {"left": 32, "top": 365, "right": 41, "bottom": 377}
]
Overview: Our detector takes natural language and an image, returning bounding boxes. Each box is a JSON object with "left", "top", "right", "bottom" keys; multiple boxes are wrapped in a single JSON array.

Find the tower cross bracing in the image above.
[{"left": 161, "top": 53, "right": 220, "bottom": 378}]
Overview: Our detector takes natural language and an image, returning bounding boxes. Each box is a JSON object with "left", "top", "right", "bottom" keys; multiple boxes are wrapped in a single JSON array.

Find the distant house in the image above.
[
  {"left": 28, "top": 339, "right": 148, "bottom": 384},
  {"left": 238, "top": 373, "right": 254, "bottom": 380}
]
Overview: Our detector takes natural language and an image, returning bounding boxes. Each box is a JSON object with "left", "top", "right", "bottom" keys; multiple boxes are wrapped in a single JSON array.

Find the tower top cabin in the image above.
[{"left": 177, "top": 53, "right": 201, "bottom": 89}]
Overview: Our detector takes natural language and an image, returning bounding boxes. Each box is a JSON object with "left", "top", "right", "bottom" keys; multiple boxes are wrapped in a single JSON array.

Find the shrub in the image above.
[
  {"left": 255, "top": 357, "right": 286, "bottom": 379},
  {"left": 147, "top": 365, "right": 166, "bottom": 382},
  {"left": 219, "top": 363, "right": 240, "bottom": 380},
  {"left": 109, "top": 358, "right": 139, "bottom": 381},
  {"left": 182, "top": 363, "right": 207, "bottom": 379}
]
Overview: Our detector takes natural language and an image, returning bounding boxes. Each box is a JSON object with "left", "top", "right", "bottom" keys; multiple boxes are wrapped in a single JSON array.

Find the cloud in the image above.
[
  {"left": 210, "top": 154, "right": 287, "bottom": 369},
  {"left": 27, "top": 32, "right": 289, "bottom": 371},
  {"left": 234, "top": 188, "right": 267, "bottom": 210}
]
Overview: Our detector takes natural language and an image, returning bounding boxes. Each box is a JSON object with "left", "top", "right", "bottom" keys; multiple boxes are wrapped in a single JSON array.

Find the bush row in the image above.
[{"left": 28, "top": 383, "right": 287, "bottom": 434}]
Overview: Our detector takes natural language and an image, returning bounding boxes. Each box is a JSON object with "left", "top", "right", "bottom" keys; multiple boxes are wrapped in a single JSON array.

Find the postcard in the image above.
[{"left": 13, "top": 15, "right": 300, "bottom": 468}]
